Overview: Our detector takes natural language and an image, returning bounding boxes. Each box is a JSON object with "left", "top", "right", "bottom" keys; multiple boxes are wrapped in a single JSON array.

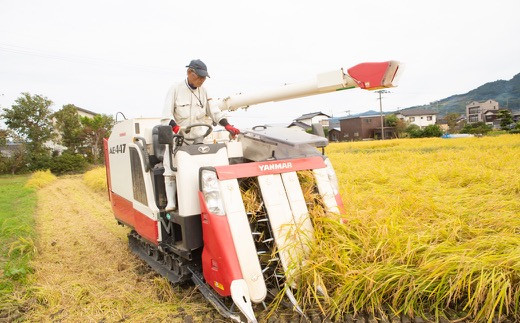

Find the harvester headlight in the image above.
[
  {"left": 201, "top": 169, "right": 225, "bottom": 215},
  {"left": 324, "top": 158, "right": 339, "bottom": 195}
]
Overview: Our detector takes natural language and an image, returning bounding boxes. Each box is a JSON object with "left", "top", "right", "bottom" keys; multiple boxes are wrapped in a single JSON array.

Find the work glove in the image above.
[
  {"left": 224, "top": 124, "right": 240, "bottom": 138},
  {"left": 172, "top": 125, "right": 180, "bottom": 134}
]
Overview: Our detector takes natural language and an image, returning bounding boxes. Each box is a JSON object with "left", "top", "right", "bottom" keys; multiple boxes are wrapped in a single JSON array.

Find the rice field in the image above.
[
  {"left": 40, "top": 134, "right": 520, "bottom": 322},
  {"left": 294, "top": 134, "right": 520, "bottom": 322}
]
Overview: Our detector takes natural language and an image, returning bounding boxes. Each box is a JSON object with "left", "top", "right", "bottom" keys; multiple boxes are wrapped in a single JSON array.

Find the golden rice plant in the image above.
[
  {"left": 24, "top": 170, "right": 57, "bottom": 189},
  {"left": 83, "top": 166, "right": 108, "bottom": 192},
  {"left": 293, "top": 134, "right": 520, "bottom": 322}
]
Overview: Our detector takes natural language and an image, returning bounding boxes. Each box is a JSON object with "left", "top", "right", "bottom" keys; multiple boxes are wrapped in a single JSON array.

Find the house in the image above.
[
  {"left": 328, "top": 128, "right": 342, "bottom": 142},
  {"left": 327, "top": 117, "right": 342, "bottom": 129},
  {"left": 287, "top": 121, "right": 312, "bottom": 131},
  {"left": 511, "top": 110, "right": 520, "bottom": 123},
  {"left": 435, "top": 117, "right": 449, "bottom": 132},
  {"left": 339, "top": 115, "right": 392, "bottom": 140},
  {"left": 294, "top": 112, "right": 330, "bottom": 128},
  {"left": 76, "top": 107, "right": 99, "bottom": 118},
  {"left": 482, "top": 109, "right": 503, "bottom": 129},
  {"left": 0, "top": 142, "right": 23, "bottom": 158},
  {"left": 396, "top": 108, "right": 437, "bottom": 128},
  {"left": 49, "top": 106, "right": 99, "bottom": 154},
  {"left": 466, "top": 100, "right": 499, "bottom": 123}
]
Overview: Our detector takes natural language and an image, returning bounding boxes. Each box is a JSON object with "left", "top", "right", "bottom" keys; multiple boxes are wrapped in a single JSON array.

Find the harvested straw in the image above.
[{"left": 28, "top": 176, "right": 208, "bottom": 321}]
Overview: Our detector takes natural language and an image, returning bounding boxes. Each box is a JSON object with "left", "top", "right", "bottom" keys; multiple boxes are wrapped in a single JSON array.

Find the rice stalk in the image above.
[
  {"left": 82, "top": 166, "right": 108, "bottom": 192},
  {"left": 292, "top": 135, "right": 520, "bottom": 321},
  {"left": 24, "top": 170, "right": 56, "bottom": 189}
]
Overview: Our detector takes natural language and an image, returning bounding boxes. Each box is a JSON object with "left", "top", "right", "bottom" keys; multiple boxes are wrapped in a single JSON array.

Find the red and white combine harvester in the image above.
[{"left": 104, "top": 61, "right": 402, "bottom": 322}]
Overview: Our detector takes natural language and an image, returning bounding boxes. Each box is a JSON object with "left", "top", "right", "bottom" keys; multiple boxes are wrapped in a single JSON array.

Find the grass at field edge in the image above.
[{"left": 0, "top": 175, "right": 37, "bottom": 317}]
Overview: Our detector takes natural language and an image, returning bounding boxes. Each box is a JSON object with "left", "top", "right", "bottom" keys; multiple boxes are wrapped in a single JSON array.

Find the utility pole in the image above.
[{"left": 376, "top": 90, "right": 390, "bottom": 140}]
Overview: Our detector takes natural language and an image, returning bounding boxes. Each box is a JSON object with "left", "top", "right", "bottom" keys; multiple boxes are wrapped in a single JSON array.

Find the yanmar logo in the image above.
[{"left": 258, "top": 162, "right": 293, "bottom": 172}]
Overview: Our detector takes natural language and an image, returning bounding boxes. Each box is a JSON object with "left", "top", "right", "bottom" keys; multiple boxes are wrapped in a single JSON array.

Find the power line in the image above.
[{"left": 0, "top": 42, "right": 175, "bottom": 74}]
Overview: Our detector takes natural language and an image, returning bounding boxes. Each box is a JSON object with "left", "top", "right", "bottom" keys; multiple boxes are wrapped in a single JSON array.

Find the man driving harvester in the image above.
[{"left": 162, "top": 59, "right": 240, "bottom": 141}]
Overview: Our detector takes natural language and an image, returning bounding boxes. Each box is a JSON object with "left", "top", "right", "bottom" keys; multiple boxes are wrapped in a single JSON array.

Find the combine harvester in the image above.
[{"left": 104, "top": 61, "right": 402, "bottom": 322}]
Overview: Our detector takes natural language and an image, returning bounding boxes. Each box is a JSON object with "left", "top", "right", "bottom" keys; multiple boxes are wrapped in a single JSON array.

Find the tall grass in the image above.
[
  {"left": 83, "top": 166, "right": 107, "bottom": 192},
  {"left": 24, "top": 170, "right": 57, "bottom": 189},
  {"left": 0, "top": 175, "right": 38, "bottom": 317},
  {"left": 295, "top": 135, "right": 520, "bottom": 322}
]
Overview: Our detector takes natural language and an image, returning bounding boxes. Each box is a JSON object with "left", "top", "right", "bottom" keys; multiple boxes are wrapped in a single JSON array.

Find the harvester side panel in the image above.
[
  {"left": 108, "top": 131, "right": 133, "bottom": 203},
  {"left": 110, "top": 192, "right": 135, "bottom": 227},
  {"left": 218, "top": 178, "right": 267, "bottom": 303},
  {"left": 103, "top": 138, "right": 112, "bottom": 201},
  {"left": 107, "top": 118, "right": 162, "bottom": 244},
  {"left": 108, "top": 118, "right": 161, "bottom": 204}
]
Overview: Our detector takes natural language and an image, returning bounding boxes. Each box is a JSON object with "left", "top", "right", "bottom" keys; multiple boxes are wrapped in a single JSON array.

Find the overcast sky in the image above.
[{"left": 1, "top": 0, "right": 519, "bottom": 128}]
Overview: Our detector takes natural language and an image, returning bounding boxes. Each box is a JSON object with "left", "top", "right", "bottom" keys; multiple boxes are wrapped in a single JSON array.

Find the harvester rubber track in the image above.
[
  {"left": 127, "top": 231, "right": 244, "bottom": 322},
  {"left": 128, "top": 231, "right": 191, "bottom": 284}
]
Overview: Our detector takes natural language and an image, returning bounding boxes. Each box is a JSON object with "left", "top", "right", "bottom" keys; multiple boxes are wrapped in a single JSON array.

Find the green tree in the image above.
[
  {"left": 405, "top": 124, "right": 423, "bottom": 138},
  {"left": 395, "top": 119, "right": 407, "bottom": 138},
  {"left": 460, "top": 122, "right": 492, "bottom": 135},
  {"left": 0, "top": 130, "right": 28, "bottom": 174},
  {"left": 422, "top": 124, "right": 443, "bottom": 137},
  {"left": 445, "top": 113, "right": 460, "bottom": 133},
  {"left": 498, "top": 110, "right": 514, "bottom": 130},
  {"left": 384, "top": 114, "right": 398, "bottom": 127},
  {"left": 80, "top": 114, "right": 114, "bottom": 163},
  {"left": 5, "top": 142, "right": 28, "bottom": 174},
  {"left": 384, "top": 114, "right": 407, "bottom": 138},
  {"left": 1, "top": 93, "right": 55, "bottom": 158},
  {"left": 49, "top": 152, "right": 87, "bottom": 175},
  {"left": 0, "top": 129, "right": 7, "bottom": 174},
  {"left": 0, "top": 129, "right": 7, "bottom": 148},
  {"left": 53, "top": 104, "right": 83, "bottom": 153}
]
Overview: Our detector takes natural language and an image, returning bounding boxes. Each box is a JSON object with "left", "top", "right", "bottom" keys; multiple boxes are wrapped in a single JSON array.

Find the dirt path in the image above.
[{"left": 28, "top": 176, "right": 218, "bottom": 322}]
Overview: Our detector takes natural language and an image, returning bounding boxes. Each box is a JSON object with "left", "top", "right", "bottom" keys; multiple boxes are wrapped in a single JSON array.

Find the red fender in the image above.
[{"left": 199, "top": 192, "right": 243, "bottom": 296}]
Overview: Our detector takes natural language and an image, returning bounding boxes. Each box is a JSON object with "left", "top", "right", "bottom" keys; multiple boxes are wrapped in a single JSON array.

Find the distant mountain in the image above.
[
  {"left": 401, "top": 72, "right": 520, "bottom": 116},
  {"left": 351, "top": 110, "right": 382, "bottom": 117}
]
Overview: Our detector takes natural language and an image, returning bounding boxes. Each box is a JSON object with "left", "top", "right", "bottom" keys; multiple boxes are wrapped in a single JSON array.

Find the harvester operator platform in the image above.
[{"left": 161, "top": 59, "right": 240, "bottom": 140}]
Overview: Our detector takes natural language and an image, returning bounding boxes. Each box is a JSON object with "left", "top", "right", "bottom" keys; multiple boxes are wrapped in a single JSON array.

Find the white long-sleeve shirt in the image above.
[{"left": 161, "top": 80, "right": 225, "bottom": 140}]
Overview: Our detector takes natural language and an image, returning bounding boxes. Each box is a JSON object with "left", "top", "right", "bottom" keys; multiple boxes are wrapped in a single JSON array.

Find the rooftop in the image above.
[
  {"left": 295, "top": 111, "right": 330, "bottom": 121},
  {"left": 339, "top": 114, "right": 381, "bottom": 120},
  {"left": 76, "top": 107, "right": 99, "bottom": 116},
  {"left": 397, "top": 108, "right": 437, "bottom": 116},
  {"left": 288, "top": 121, "right": 311, "bottom": 129}
]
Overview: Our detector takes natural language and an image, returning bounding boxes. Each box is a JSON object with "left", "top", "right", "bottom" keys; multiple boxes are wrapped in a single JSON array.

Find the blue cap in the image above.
[{"left": 186, "top": 59, "right": 210, "bottom": 78}]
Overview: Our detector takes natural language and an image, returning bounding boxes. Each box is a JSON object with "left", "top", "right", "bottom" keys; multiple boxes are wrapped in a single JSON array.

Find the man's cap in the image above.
[{"left": 186, "top": 59, "right": 210, "bottom": 78}]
